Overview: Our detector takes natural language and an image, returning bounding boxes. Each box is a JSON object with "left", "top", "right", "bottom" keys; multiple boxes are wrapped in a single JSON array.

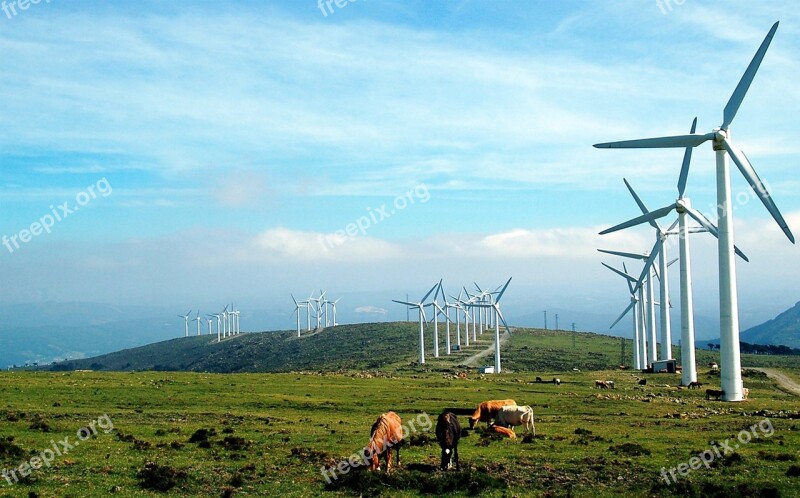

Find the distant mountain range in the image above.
[{"left": 739, "top": 301, "right": 800, "bottom": 349}]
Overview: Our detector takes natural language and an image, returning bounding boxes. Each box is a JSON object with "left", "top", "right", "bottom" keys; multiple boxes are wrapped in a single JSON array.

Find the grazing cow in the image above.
[
  {"left": 535, "top": 376, "right": 543, "bottom": 383},
  {"left": 687, "top": 381, "right": 703, "bottom": 389},
  {"left": 705, "top": 389, "right": 725, "bottom": 401},
  {"left": 489, "top": 425, "right": 516, "bottom": 438},
  {"left": 606, "top": 380, "right": 615, "bottom": 389},
  {"left": 436, "top": 412, "right": 461, "bottom": 470},
  {"left": 709, "top": 362, "right": 719, "bottom": 372},
  {"left": 468, "top": 399, "right": 516, "bottom": 429},
  {"left": 638, "top": 378, "right": 647, "bottom": 386},
  {"left": 363, "top": 411, "right": 403, "bottom": 471},
  {"left": 595, "top": 380, "right": 609, "bottom": 390},
  {"left": 742, "top": 388, "right": 750, "bottom": 400},
  {"left": 494, "top": 405, "right": 535, "bottom": 436},
  {"left": 553, "top": 378, "right": 561, "bottom": 385}
]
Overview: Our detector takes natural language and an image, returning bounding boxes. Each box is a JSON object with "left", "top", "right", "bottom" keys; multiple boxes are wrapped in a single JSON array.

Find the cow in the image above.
[
  {"left": 742, "top": 388, "right": 750, "bottom": 399},
  {"left": 606, "top": 380, "right": 615, "bottom": 389},
  {"left": 638, "top": 378, "right": 647, "bottom": 386},
  {"left": 363, "top": 411, "right": 403, "bottom": 471},
  {"left": 489, "top": 425, "right": 516, "bottom": 438},
  {"left": 494, "top": 405, "right": 535, "bottom": 436},
  {"left": 595, "top": 380, "right": 609, "bottom": 389},
  {"left": 535, "top": 376, "right": 543, "bottom": 383},
  {"left": 468, "top": 399, "right": 516, "bottom": 429},
  {"left": 436, "top": 412, "right": 461, "bottom": 470},
  {"left": 553, "top": 378, "right": 561, "bottom": 385},
  {"left": 687, "top": 381, "right": 703, "bottom": 389},
  {"left": 705, "top": 389, "right": 725, "bottom": 401}
]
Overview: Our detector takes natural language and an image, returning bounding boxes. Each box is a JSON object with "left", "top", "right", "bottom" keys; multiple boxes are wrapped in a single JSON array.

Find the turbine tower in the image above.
[
  {"left": 594, "top": 22, "right": 794, "bottom": 400},
  {"left": 603, "top": 262, "right": 642, "bottom": 370},
  {"left": 393, "top": 283, "right": 439, "bottom": 364},
  {"left": 178, "top": 310, "right": 191, "bottom": 338},
  {"left": 469, "top": 277, "right": 512, "bottom": 373}
]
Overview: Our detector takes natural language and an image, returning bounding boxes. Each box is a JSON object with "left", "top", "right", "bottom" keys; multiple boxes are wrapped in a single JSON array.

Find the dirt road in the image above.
[{"left": 752, "top": 368, "right": 800, "bottom": 397}]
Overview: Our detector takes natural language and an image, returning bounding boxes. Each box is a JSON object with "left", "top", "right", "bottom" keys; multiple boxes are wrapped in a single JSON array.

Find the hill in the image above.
[
  {"left": 50, "top": 323, "right": 633, "bottom": 373},
  {"left": 740, "top": 301, "right": 800, "bottom": 349}
]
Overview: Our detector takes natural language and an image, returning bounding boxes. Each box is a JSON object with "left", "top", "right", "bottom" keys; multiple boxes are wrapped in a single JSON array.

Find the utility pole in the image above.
[
  {"left": 406, "top": 294, "right": 410, "bottom": 322},
  {"left": 572, "top": 323, "right": 576, "bottom": 348},
  {"left": 555, "top": 314, "right": 559, "bottom": 331},
  {"left": 620, "top": 337, "right": 626, "bottom": 367},
  {"left": 543, "top": 310, "right": 548, "bottom": 330}
]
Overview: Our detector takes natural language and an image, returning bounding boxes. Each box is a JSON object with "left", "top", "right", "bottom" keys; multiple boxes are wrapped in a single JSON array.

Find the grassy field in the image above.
[{"left": 1, "top": 328, "right": 798, "bottom": 497}]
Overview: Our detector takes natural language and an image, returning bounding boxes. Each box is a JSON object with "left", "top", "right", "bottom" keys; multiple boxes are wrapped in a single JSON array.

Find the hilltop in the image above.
[
  {"left": 48, "top": 322, "right": 800, "bottom": 374},
  {"left": 51, "top": 323, "right": 631, "bottom": 373}
]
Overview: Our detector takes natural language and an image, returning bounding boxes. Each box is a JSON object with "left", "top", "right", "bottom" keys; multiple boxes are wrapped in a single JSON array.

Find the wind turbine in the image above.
[
  {"left": 598, "top": 248, "right": 657, "bottom": 366},
  {"left": 603, "top": 262, "right": 642, "bottom": 370},
  {"left": 207, "top": 317, "right": 213, "bottom": 336},
  {"left": 292, "top": 295, "right": 305, "bottom": 337},
  {"left": 178, "top": 310, "right": 191, "bottom": 338},
  {"left": 469, "top": 277, "right": 513, "bottom": 373},
  {"left": 210, "top": 313, "right": 222, "bottom": 342},
  {"left": 594, "top": 22, "right": 794, "bottom": 400},
  {"left": 194, "top": 311, "right": 202, "bottom": 336},
  {"left": 601, "top": 120, "right": 750, "bottom": 384},
  {"left": 393, "top": 283, "right": 439, "bottom": 364},
  {"left": 328, "top": 298, "right": 341, "bottom": 327},
  {"left": 221, "top": 305, "right": 229, "bottom": 338},
  {"left": 424, "top": 280, "right": 445, "bottom": 358}
]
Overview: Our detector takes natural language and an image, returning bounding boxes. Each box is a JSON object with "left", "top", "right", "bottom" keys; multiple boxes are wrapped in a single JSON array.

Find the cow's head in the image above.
[
  {"left": 468, "top": 416, "right": 478, "bottom": 430},
  {"left": 362, "top": 447, "right": 380, "bottom": 471}
]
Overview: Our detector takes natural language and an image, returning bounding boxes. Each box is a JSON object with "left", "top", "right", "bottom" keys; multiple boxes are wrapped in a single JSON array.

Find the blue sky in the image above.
[{"left": 0, "top": 0, "right": 798, "bottom": 336}]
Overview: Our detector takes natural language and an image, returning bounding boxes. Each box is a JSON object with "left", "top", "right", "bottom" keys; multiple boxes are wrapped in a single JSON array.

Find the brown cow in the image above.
[
  {"left": 687, "top": 381, "right": 703, "bottom": 389},
  {"left": 436, "top": 412, "right": 461, "bottom": 470},
  {"left": 489, "top": 425, "right": 516, "bottom": 438},
  {"left": 705, "top": 389, "right": 725, "bottom": 401},
  {"left": 363, "top": 411, "right": 403, "bottom": 471},
  {"left": 468, "top": 399, "right": 516, "bottom": 429}
]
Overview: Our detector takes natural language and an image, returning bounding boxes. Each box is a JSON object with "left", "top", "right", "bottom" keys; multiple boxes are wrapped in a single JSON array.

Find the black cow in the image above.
[{"left": 436, "top": 412, "right": 461, "bottom": 470}]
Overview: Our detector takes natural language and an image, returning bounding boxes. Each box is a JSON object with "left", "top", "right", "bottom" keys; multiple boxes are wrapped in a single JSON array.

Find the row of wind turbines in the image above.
[
  {"left": 595, "top": 22, "right": 794, "bottom": 401},
  {"left": 291, "top": 291, "right": 342, "bottom": 336},
  {"left": 178, "top": 304, "right": 242, "bottom": 342},
  {"left": 393, "top": 278, "right": 512, "bottom": 373}
]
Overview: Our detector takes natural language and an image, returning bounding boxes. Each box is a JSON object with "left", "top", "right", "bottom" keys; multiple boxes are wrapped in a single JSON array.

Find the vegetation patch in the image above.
[
  {"left": 786, "top": 465, "right": 800, "bottom": 477},
  {"left": 324, "top": 466, "right": 506, "bottom": 496},
  {"left": 0, "top": 436, "right": 24, "bottom": 460},
  {"left": 137, "top": 461, "right": 188, "bottom": 492},
  {"left": 609, "top": 443, "right": 650, "bottom": 457}
]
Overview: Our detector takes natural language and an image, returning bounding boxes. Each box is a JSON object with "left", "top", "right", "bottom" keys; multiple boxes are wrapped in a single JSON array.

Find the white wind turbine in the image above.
[
  {"left": 453, "top": 292, "right": 471, "bottom": 348},
  {"left": 468, "top": 277, "right": 512, "bottom": 373},
  {"left": 194, "top": 311, "right": 202, "bottom": 336},
  {"left": 424, "top": 280, "right": 445, "bottom": 358},
  {"left": 292, "top": 295, "right": 306, "bottom": 337},
  {"left": 221, "top": 305, "right": 229, "bottom": 338},
  {"left": 438, "top": 283, "right": 455, "bottom": 355},
  {"left": 328, "top": 298, "right": 341, "bottom": 327},
  {"left": 594, "top": 22, "right": 794, "bottom": 400},
  {"left": 604, "top": 262, "right": 643, "bottom": 370},
  {"left": 393, "top": 283, "right": 439, "bottom": 364},
  {"left": 598, "top": 249, "right": 657, "bottom": 366},
  {"left": 210, "top": 313, "right": 222, "bottom": 342},
  {"left": 178, "top": 310, "right": 192, "bottom": 338},
  {"left": 207, "top": 317, "right": 213, "bottom": 336},
  {"left": 601, "top": 122, "right": 749, "bottom": 384}
]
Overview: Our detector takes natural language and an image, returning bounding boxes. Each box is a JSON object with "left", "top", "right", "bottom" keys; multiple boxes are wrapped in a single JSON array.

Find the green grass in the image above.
[{"left": 3, "top": 326, "right": 797, "bottom": 496}]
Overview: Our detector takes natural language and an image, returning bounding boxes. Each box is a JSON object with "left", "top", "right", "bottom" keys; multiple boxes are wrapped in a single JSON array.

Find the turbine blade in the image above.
[
  {"left": 634, "top": 238, "right": 663, "bottom": 292},
  {"left": 722, "top": 21, "right": 779, "bottom": 130},
  {"left": 601, "top": 262, "right": 637, "bottom": 283},
  {"left": 597, "top": 248, "right": 648, "bottom": 260},
  {"left": 610, "top": 301, "right": 635, "bottom": 329},
  {"left": 724, "top": 141, "right": 795, "bottom": 243},
  {"left": 623, "top": 179, "right": 655, "bottom": 224},
  {"left": 496, "top": 307, "right": 512, "bottom": 335},
  {"left": 686, "top": 207, "right": 751, "bottom": 262},
  {"left": 622, "top": 262, "right": 634, "bottom": 294},
  {"left": 420, "top": 283, "right": 439, "bottom": 303},
  {"left": 594, "top": 133, "right": 712, "bottom": 149},
  {"left": 495, "top": 277, "right": 512, "bottom": 302},
  {"left": 678, "top": 117, "right": 698, "bottom": 197},
  {"left": 600, "top": 204, "right": 676, "bottom": 235},
  {"left": 393, "top": 300, "right": 417, "bottom": 307}
]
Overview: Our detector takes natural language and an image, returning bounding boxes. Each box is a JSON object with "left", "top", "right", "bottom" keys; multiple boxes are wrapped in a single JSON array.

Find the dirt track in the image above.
[
  {"left": 462, "top": 331, "right": 511, "bottom": 367},
  {"left": 752, "top": 368, "right": 800, "bottom": 396}
]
